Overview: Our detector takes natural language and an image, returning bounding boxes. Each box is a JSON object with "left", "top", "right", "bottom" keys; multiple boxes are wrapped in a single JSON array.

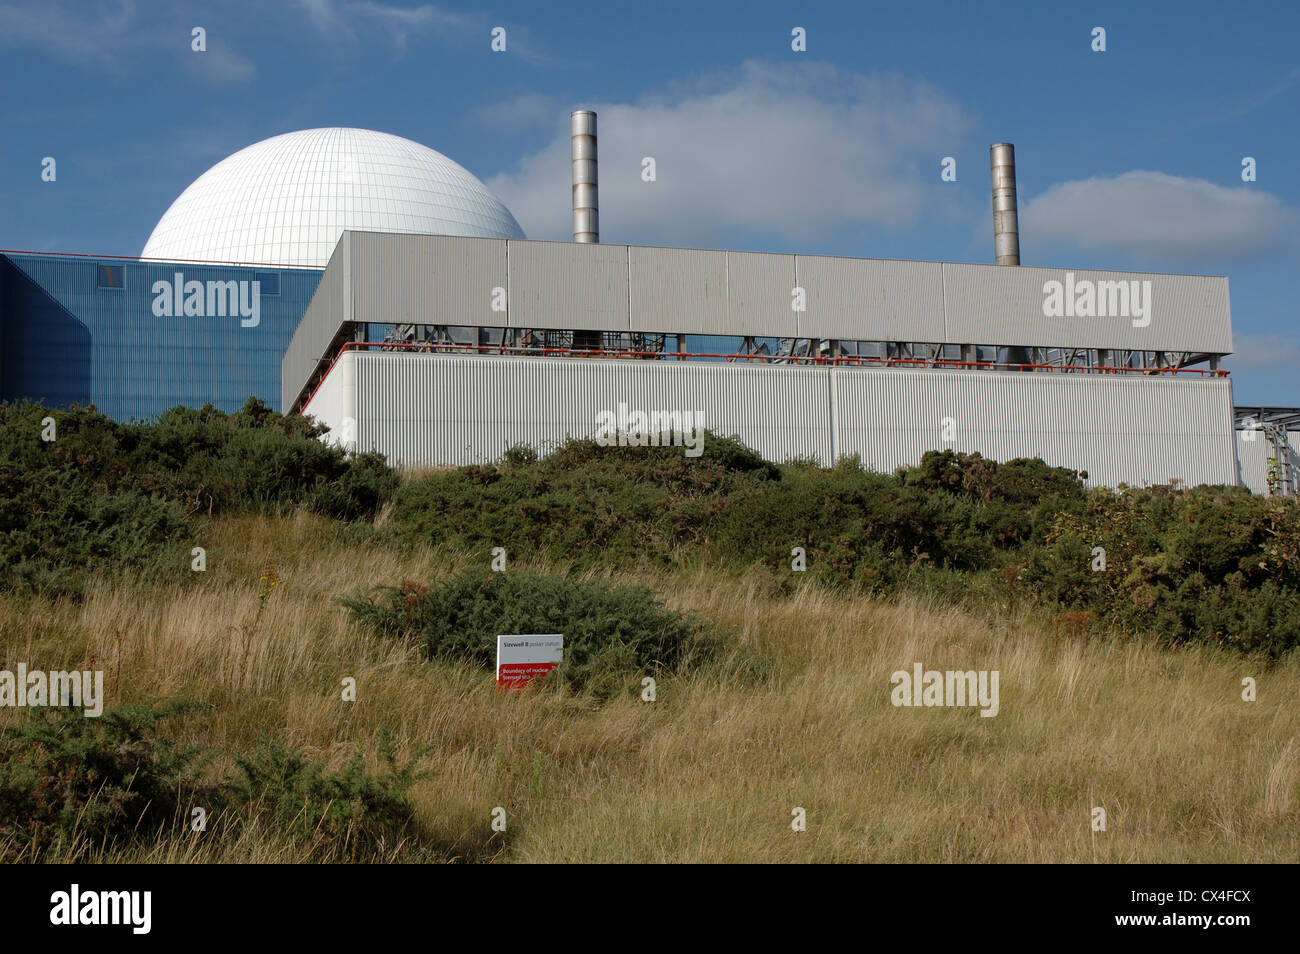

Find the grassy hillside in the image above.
[
  {"left": 0, "top": 513, "right": 1295, "bottom": 863},
  {"left": 1, "top": 401, "right": 1297, "bottom": 862}
]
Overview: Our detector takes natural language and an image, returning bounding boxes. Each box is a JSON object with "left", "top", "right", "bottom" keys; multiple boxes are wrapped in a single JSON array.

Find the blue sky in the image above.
[{"left": 1, "top": 0, "right": 1296, "bottom": 403}]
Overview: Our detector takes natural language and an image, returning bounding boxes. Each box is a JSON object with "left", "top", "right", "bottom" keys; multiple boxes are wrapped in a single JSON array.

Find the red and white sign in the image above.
[{"left": 496, "top": 634, "right": 563, "bottom": 691}]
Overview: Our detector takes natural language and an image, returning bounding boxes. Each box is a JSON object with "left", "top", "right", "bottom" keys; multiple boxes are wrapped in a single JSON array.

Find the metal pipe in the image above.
[
  {"left": 571, "top": 110, "right": 598, "bottom": 243},
  {"left": 990, "top": 143, "right": 1019, "bottom": 265}
]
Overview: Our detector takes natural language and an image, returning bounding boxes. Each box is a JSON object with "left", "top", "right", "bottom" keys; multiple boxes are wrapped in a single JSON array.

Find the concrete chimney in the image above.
[
  {"left": 989, "top": 143, "right": 1020, "bottom": 265},
  {"left": 571, "top": 110, "right": 598, "bottom": 243}
]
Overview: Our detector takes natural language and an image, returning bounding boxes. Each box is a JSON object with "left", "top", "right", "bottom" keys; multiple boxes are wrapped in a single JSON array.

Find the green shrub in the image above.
[
  {"left": 0, "top": 699, "right": 216, "bottom": 852},
  {"left": 1024, "top": 485, "right": 1300, "bottom": 655},
  {"left": 228, "top": 731, "right": 427, "bottom": 861},
  {"left": 0, "top": 700, "right": 438, "bottom": 860},
  {"left": 384, "top": 434, "right": 770, "bottom": 570},
  {"left": 381, "top": 438, "right": 1300, "bottom": 656},
  {"left": 342, "top": 570, "right": 722, "bottom": 695},
  {"left": 0, "top": 398, "right": 399, "bottom": 596}
]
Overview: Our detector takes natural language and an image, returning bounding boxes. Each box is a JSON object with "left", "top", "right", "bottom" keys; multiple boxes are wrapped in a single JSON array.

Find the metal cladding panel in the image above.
[
  {"left": 2, "top": 253, "right": 320, "bottom": 420},
  {"left": 508, "top": 241, "right": 629, "bottom": 331},
  {"left": 350, "top": 231, "right": 506, "bottom": 326},
  {"left": 1235, "top": 429, "right": 1300, "bottom": 495},
  {"left": 282, "top": 236, "right": 348, "bottom": 410},
  {"left": 942, "top": 263, "right": 1232, "bottom": 353},
  {"left": 301, "top": 349, "right": 356, "bottom": 448},
  {"left": 350, "top": 353, "right": 832, "bottom": 467},
  {"left": 795, "top": 255, "right": 945, "bottom": 341},
  {"left": 628, "top": 246, "right": 728, "bottom": 334},
  {"left": 833, "top": 368, "right": 1238, "bottom": 488},
  {"left": 728, "top": 251, "right": 798, "bottom": 338}
]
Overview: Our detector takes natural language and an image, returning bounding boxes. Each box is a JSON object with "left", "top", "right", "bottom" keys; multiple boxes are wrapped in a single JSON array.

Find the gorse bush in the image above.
[
  {"left": 384, "top": 433, "right": 779, "bottom": 570},
  {"left": 384, "top": 444, "right": 1082, "bottom": 582},
  {"left": 0, "top": 398, "right": 399, "bottom": 595},
  {"left": 343, "top": 570, "right": 722, "bottom": 695},
  {"left": 0, "top": 701, "right": 432, "bottom": 861},
  {"left": 383, "top": 441, "right": 1300, "bottom": 655},
  {"left": 0, "top": 699, "right": 216, "bottom": 852},
  {"left": 1024, "top": 484, "right": 1300, "bottom": 655},
  {"left": 135, "top": 400, "right": 398, "bottom": 519},
  {"left": 229, "top": 732, "right": 427, "bottom": 861}
]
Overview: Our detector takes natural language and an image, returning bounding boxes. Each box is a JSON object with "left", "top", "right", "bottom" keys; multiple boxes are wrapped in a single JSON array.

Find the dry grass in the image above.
[{"left": 1, "top": 511, "right": 1296, "bottom": 863}]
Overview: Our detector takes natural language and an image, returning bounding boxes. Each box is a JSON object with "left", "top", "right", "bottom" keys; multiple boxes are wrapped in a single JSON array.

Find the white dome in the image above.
[{"left": 141, "top": 127, "right": 525, "bottom": 267}]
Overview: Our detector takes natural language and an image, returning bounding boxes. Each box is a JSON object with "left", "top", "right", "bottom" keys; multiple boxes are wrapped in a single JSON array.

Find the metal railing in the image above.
[
  {"left": 334, "top": 339, "right": 1228, "bottom": 376},
  {"left": 296, "top": 339, "right": 1228, "bottom": 412}
]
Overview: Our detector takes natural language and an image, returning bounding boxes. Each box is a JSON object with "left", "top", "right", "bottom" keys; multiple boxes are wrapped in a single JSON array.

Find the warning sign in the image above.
[{"left": 495, "top": 634, "right": 563, "bottom": 691}]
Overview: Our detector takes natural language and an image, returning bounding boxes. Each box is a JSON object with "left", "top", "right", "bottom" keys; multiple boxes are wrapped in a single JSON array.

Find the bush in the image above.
[
  {"left": 0, "top": 699, "right": 216, "bottom": 852},
  {"left": 1024, "top": 485, "right": 1300, "bottom": 655},
  {"left": 381, "top": 437, "right": 1300, "bottom": 656},
  {"left": 228, "top": 732, "right": 427, "bottom": 861},
  {"left": 342, "top": 570, "right": 722, "bottom": 695},
  {"left": 0, "top": 700, "right": 437, "bottom": 860},
  {"left": 384, "top": 434, "right": 773, "bottom": 570},
  {"left": 0, "top": 398, "right": 399, "bottom": 595}
]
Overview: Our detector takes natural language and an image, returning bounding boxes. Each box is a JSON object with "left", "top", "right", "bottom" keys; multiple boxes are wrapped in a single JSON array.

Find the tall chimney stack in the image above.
[
  {"left": 989, "top": 143, "right": 1020, "bottom": 265},
  {"left": 571, "top": 110, "right": 598, "bottom": 243}
]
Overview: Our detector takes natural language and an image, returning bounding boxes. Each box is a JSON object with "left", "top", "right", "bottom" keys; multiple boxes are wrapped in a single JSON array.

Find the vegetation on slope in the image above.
[
  {"left": 0, "top": 399, "right": 397, "bottom": 595},
  {"left": 386, "top": 441, "right": 1300, "bottom": 656},
  {"left": 1, "top": 402, "right": 1298, "bottom": 861}
]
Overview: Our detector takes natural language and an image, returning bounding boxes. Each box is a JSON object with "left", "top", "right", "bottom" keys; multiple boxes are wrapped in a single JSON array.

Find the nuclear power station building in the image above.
[{"left": 1, "top": 118, "right": 1295, "bottom": 494}]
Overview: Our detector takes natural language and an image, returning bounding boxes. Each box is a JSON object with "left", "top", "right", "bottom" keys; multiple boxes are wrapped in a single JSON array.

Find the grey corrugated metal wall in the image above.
[
  {"left": 353, "top": 232, "right": 506, "bottom": 328},
  {"left": 629, "top": 246, "right": 727, "bottom": 335},
  {"left": 799, "top": 256, "right": 945, "bottom": 341},
  {"left": 1235, "top": 429, "right": 1300, "bottom": 494},
  {"left": 308, "top": 350, "right": 1239, "bottom": 488},
  {"left": 834, "top": 368, "right": 1238, "bottom": 487},
  {"left": 347, "top": 352, "right": 832, "bottom": 467},
  {"left": 282, "top": 234, "right": 349, "bottom": 410},
  {"left": 282, "top": 232, "right": 1235, "bottom": 410},
  {"left": 940, "top": 263, "right": 1233, "bottom": 353}
]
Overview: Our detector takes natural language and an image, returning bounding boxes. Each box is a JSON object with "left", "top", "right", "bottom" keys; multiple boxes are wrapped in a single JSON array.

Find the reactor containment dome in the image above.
[{"left": 140, "top": 127, "right": 526, "bottom": 268}]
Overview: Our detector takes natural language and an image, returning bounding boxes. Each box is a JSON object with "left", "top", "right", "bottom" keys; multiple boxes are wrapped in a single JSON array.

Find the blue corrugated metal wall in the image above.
[{"left": 0, "top": 253, "right": 321, "bottom": 420}]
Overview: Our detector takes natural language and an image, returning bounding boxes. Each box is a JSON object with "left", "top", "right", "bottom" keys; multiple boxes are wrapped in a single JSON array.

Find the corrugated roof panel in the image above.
[
  {"left": 942, "top": 262, "right": 1232, "bottom": 353},
  {"left": 796, "top": 255, "right": 945, "bottom": 341},
  {"left": 629, "top": 245, "right": 727, "bottom": 335},
  {"left": 727, "top": 250, "right": 797, "bottom": 338},
  {"left": 350, "top": 231, "right": 506, "bottom": 328},
  {"left": 508, "top": 241, "right": 629, "bottom": 331},
  {"left": 321, "top": 349, "right": 1239, "bottom": 488},
  {"left": 1235, "top": 429, "right": 1300, "bottom": 494}
]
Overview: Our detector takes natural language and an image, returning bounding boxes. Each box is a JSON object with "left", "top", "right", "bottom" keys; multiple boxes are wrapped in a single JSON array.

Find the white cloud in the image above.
[
  {"left": 184, "top": 41, "right": 256, "bottom": 84},
  {"left": 346, "top": 1, "right": 473, "bottom": 51},
  {"left": 296, "top": 0, "right": 547, "bottom": 60},
  {"left": 485, "top": 61, "right": 974, "bottom": 246},
  {"left": 297, "top": 0, "right": 355, "bottom": 40},
  {"left": 0, "top": 0, "right": 135, "bottom": 66},
  {"left": 1022, "top": 171, "right": 1296, "bottom": 267},
  {"left": 0, "top": 0, "right": 255, "bottom": 83},
  {"left": 1225, "top": 333, "right": 1300, "bottom": 370}
]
